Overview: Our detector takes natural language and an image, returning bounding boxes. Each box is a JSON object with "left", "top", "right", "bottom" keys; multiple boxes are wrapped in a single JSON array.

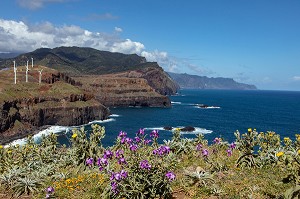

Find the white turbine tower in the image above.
[
  {"left": 26, "top": 60, "right": 29, "bottom": 82},
  {"left": 13, "top": 60, "right": 17, "bottom": 84},
  {"left": 31, "top": 57, "right": 33, "bottom": 68},
  {"left": 38, "top": 69, "right": 43, "bottom": 84}
]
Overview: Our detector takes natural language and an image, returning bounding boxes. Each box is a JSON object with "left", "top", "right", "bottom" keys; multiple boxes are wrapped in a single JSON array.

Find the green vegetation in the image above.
[{"left": 1, "top": 127, "right": 300, "bottom": 198}]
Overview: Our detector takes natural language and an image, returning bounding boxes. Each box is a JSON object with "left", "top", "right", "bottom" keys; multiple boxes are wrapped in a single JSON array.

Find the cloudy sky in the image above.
[{"left": 0, "top": 0, "right": 300, "bottom": 91}]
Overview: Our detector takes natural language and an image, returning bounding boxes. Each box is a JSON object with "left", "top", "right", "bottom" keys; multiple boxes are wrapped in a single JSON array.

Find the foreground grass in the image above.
[{"left": 0, "top": 127, "right": 299, "bottom": 198}]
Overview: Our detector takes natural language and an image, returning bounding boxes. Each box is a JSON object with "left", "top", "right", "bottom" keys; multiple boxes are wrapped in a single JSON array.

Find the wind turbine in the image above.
[
  {"left": 13, "top": 60, "right": 17, "bottom": 84},
  {"left": 38, "top": 69, "right": 43, "bottom": 84},
  {"left": 31, "top": 57, "right": 33, "bottom": 68},
  {"left": 26, "top": 60, "right": 29, "bottom": 82}
]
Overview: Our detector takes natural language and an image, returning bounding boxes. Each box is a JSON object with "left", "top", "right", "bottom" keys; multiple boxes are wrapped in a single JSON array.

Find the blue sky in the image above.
[{"left": 0, "top": 0, "right": 300, "bottom": 91}]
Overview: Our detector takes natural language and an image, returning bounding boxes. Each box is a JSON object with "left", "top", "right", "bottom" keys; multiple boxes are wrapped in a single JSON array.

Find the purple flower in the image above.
[
  {"left": 104, "top": 150, "right": 113, "bottom": 159},
  {"left": 125, "top": 137, "right": 133, "bottom": 145},
  {"left": 46, "top": 186, "right": 54, "bottom": 194},
  {"left": 114, "top": 173, "right": 122, "bottom": 181},
  {"left": 97, "top": 157, "right": 108, "bottom": 167},
  {"left": 202, "top": 149, "right": 209, "bottom": 157},
  {"left": 139, "top": 160, "right": 152, "bottom": 170},
  {"left": 120, "top": 169, "right": 128, "bottom": 179},
  {"left": 120, "top": 137, "right": 126, "bottom": 144},
  {"left": 196, "top": 144, "right": 203, "bottom": 151},
  {"left": 144, "top": 139, "right": 152, "bottom": 145},
  {"left": 152, "top": 149, "right": 159, "bottom": 155},
  {"left": 118, "top": 157, "right": 127, "bottom": 165},
  {"left": 115, "top": 149, "right": 124, "bottom": 158},
  {"left": 135, "top": 136, "right": 141, "bottom": 143},
  {"left": 111, "top": 181, "right": 119, "bottom": 194},
  {"left": 86, "top": 158, "right": 94, "bottom": 166},
  {"left": 137, "top": 128, "right": 145, "bottom": 135},
  {"left": 226, "top": 149, "right": 233, "bottom": 157},
  {"left": 230, "top": 142, "right": 236, "bottom": 149},
  {"left": 165, "top": 171, "right": 176, "bottom": 181},
  {"left": 46, "top": 194, "right": 50, "bottom": 198},
  {"left": 213, "top": 137, "right": 221, "bottom": 144},
  {"left": 129, "top": 144, "right": 138, "bottom": 151},
  {"left": 118, "top": 131, "right": 127, "bottom": 138},
  {"left": 161, "top": 146, "right": 170, "bottom": 154},
  {"left": 153, "top": 145, "right": 171, "bottom": 156},
  {"left": 150, "top": 130, "right": 159, "bottom": 138}
]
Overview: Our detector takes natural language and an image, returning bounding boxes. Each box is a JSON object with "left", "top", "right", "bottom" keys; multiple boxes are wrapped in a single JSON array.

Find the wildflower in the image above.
[
  {"left": 248, "top": 128, "right": 252, "bottom": 133},
  {"left": 139, "top": 160, "right": 152, "bottom": 170},
  {"left": 144, "top": 139, "right": 152, "bottom": 145},
  {"left": 150, "top": 130, "right": 159, "bottom": 138},
  {"left": 153, "top": 149, "right": 159, "bottom": 155},
  {"left": 111, "top": 181, "right": 119, "bottom": 194},
  {"left": 230, "top": 142, "right": 236, "bottom": 149},
  {"left": 120, "top": 170, "right": 128, "bottom": 179},
  {"left": 118, "top": 131, "right": 127, "bottom": 138},
  {"left": 276, "top": 151, "right": 284, "bottom": 157},
  {"left": 0, "top": 145, "right": 3, "bottom": 149},
  {"left": 86, "top": 158, "right": 94, "bottom": 166},
  {"left": 97, "top": 157, "right": 108, "bottom": 167},
  {"left": 129, "top": 144, "right": 138, "bottom": 151},
  {"left": 72, "top": 133, "right": 77, "bottom": 138},
  {"left": 46, "top": 194, "right": 50, "bottom": 198},
  {"left": 104, "top": 150, "right": 114, "bottom": 159},
  {"left": 298, "top": 149, "right": 300, "bottom": 155},
  {"left": 165, "top": 171, "right": 176, "bottom": 181},
  {"left": 125, "top": 137, "right": 133, "bottom": 145},
  {"left": 114, "top": 173, "right": 122, "bottom": 181},
  {"left": 202, "top": 149, "right": 209, "bottom": 157},
  {"left": 137, "top": 128, "right": 145, "bottom": 135},
  {"left": 115, "top": 149, "right": 124, "bottom": 158},
  {"left": 134, "top": 136, "right": 141, "bottom": 143},
  {"left": 46, "top": 186, "right": 54, "bottom": 194},
  {"left": 226, "top": 149, "right": 233, "bottom": 157},
  {"left": 196, "top": 144, "right": 202, "bottom": 151},
  {"left": 118, "top": 157, "right": 127, "bottom": 165},
  {"left": 213, "top": 137, "right": 222, "bottom": 144},
  {"left": 284, "top": 137, "right": 290, "bottom": 141}
]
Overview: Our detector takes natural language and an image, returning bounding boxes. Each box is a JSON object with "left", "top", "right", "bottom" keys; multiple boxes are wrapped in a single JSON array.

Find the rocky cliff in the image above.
[
  {"left": 0, "top": 66, "right": 110, "bottom": 144},
  {"left": 75, "top": 74, "right": 171, "bottom": 107}
]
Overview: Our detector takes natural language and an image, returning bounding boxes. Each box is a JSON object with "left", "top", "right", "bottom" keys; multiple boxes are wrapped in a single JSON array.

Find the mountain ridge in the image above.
[{"left": 168, "top": 72, "right": 257, "bottom": 90}]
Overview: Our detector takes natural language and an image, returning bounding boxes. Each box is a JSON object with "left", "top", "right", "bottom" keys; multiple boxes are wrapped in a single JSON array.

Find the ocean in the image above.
[{"left": 6, "top": 89, "right": 300, "bottom": 147}]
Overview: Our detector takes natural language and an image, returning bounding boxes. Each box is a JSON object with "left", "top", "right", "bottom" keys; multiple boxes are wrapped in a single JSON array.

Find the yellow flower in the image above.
[
  {"left": 284, "top": 137, "right": 290, "bottom": 141},
  {"left": 276, "top": 151, "right": 284, "bottom": 157},
  {"left": 72, "top": 133, "right": 77, "bottom": 138},
  {"left": 248, "top": 128, "right": 252, "bottom": 132},
  {"left": 0, "top": 145, "right": 3, "bottom": 149},
  {"left": 298, "top": 149, "right": 300, "bottom": 155}
]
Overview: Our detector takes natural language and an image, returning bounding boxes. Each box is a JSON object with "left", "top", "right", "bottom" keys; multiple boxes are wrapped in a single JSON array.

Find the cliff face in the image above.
[
  {"left": 76, "top": 75, "right": 171, "bottom": 107},
  {"left": 0, "top": 66, "right": 110, "bottom": 144},
  {"left": 0, "top": 97, "right": 109, "bottom": 144},
  {"left": 168, "top": 72, "right": 257, "bottom": 90}
]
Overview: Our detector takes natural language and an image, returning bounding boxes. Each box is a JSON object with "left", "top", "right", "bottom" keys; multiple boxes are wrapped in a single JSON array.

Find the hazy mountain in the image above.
[{"left": 168, "top": 72, "right": 257, "bottom": 90}]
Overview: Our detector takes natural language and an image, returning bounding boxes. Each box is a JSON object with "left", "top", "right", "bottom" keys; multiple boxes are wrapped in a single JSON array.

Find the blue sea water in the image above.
[
  {"left": 6, "top": 89, "right": 300, "bottom": 147},
  {"left": 56, "top": 89, "right": 300, "bottom": 146}
]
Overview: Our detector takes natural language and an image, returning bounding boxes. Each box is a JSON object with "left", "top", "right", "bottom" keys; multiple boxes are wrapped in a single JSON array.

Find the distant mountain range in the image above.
[{"left": 168, "top": 72, "right": 257, "bottom": 90}]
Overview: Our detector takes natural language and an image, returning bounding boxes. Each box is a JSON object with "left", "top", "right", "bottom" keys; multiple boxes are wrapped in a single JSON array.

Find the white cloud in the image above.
[
  {"left": 0, "top": 18, "right": 181, "bottom": 73},
  {"left": 0, "top": 19, "right": 147, "bottom": 55},
  {"left": 114, "top": 27, "right": 123, "bottom": 33},
  {"left": 17, "top": 0, "right": 69, "bottom": 10}
]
